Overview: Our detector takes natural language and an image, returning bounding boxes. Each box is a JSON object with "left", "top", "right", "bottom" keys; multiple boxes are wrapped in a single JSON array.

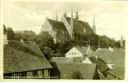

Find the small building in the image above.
[
  {"left": 65, "top": 46, "right": 94, "bottom": 63},
  {"left": 52, "top": 62, "right": 98, "bottom": 79},
  {"left": 4, "top": 40, "right": 52, "bottom": 79}
]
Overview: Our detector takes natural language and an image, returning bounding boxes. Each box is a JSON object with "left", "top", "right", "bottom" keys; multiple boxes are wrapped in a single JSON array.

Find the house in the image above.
[
  {"left": 51, "top": 62, "right": 98, "bottom": 79},
  {"left": 65, "top": 46, "right": 94, "bottom": 62},
  {"left": 95, "top": 48, "right": 114, "bottom": 70},
  {"left": 4, "top": 40, "right": 52, "bottom": 79}
]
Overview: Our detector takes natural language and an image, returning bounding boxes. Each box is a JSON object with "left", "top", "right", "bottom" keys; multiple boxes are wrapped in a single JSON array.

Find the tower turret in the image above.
[
  {"left": 120, "top": 35, "right": 124, "bottom": 48},
  {"left": 56, "top": 10, "right": 58, "bottom": 21},
  {"left": 92, "top": 16, "right": 96, "bottom": 34}
]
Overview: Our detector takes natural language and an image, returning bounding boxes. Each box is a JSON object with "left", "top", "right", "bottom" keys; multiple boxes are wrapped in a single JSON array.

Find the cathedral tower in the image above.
[{"left": 70, "top": 8, "right": 74, "bottom": 40}]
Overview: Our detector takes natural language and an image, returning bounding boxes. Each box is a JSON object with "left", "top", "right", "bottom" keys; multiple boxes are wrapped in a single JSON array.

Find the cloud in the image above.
[{"left": 3, "top": 1, "right": 128, "bottom": 40}]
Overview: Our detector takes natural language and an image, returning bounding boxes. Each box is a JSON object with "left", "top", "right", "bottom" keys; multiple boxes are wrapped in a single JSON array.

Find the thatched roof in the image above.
[
  {"left": 89, "top": 56, "right": 109, "bottom": 72},
  {"left": 4, "top": 40, "right": 52, "bottom": 74},
  {"left": 55, "top": 62, "right": 97, "bottom": 79}
]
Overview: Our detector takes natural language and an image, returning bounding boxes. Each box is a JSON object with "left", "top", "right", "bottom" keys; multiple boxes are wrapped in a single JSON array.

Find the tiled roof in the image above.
[
  {"left": 4, "top": 40, "right": 52, "bottom": 74},
  {"left": 55, "top": 62, "right": 97, "bottom": 79}
]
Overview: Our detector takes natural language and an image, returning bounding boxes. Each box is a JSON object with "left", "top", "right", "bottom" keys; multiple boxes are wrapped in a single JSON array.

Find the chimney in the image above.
[
  {"left": 3, "top": 25, "right": 8, "bottom": 44},
  {"left": 4, "top": 33, "right": 8, "bottom": 44}
]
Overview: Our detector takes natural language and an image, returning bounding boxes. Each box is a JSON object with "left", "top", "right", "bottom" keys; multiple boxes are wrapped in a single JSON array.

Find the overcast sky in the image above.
[{"left": 3, "top": 1, "right": 128, "bottom": 40}]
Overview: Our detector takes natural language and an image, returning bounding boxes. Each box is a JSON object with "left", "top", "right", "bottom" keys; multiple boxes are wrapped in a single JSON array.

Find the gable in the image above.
[
  {"left": 65, "top": 47, "right": 83, "bottom": 57},
  {"left": 82, "top": 57, "right": 92, "bottom": 64},
  {"left": 41, "top": 18, "right": 52, "bottom": 32}
]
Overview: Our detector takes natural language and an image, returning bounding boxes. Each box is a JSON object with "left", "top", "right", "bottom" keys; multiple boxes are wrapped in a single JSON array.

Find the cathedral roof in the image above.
[
  {"left": 47, "top": 18, "right": 67, "bottom": 32},
  {"left": 65, "top": 17, "right": 94, "bottom": 34}
]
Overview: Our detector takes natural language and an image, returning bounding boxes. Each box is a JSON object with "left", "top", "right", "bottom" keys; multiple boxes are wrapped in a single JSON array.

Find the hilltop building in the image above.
[{"left": 41, "top": 10, "right": 95, "bottom": 43}]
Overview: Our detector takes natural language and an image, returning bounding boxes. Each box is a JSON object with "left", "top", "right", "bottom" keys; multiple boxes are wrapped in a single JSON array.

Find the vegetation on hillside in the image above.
[{"left": 3, "top": 25, "right": 125, "bottom": 59}]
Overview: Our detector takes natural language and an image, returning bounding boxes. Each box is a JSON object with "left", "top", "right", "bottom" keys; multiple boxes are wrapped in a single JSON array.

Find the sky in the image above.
[{"left": 3, "top": 0, "right": 128, "bottom": 40}]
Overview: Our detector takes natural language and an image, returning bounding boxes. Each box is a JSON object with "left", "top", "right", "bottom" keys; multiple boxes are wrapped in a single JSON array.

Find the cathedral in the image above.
[{"left": 41, "top": 11, "right": 96, "bottom": 43}]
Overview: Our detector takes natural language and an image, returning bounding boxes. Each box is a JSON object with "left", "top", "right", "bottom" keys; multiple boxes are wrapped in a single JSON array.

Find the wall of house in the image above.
[
  {"left": 65, "top": 47, "right": 83, "bottom": 58},
  {"left": 4, "top": 69, "right": 51, "bottom": 79}
]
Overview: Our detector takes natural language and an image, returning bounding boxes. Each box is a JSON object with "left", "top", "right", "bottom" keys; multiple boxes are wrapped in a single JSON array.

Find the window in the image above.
[
  {"left": 27, "top": 72, "right": 33, "bottom": 79},
  {"left": 17, "top": 73, "right": 22, "bottom": 79},
  {"left": 12, "top": 74, "right": 17, "bottom": 79},
  {"left": 44, "top": 70, "right": 49, "bottom": 78},
  {"left": 37, "top": 70, "right": 43, "bottom": 78}
]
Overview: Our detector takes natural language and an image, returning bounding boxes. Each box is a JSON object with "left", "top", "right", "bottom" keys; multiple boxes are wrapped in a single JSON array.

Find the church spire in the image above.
[
  {"left": 64, "top": 10, "right": 67, "bottom": 17},
  {"left": 56, "top": 10, "right": 58, "bottom": 21},
  {"left": 92, "top": 16, "right": 96, "bottom": 34}
]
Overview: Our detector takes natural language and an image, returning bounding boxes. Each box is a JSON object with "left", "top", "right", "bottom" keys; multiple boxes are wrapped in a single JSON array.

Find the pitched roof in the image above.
[
  {"left": 4, "top": 40, "right": 52, "bottom": 74},
  {"left": 95, "top": 48, "right": 114, "bottom": 64},
  {"left": 47, "top": 18, "right": 67, "bottom": 32},
  {"left": 75, "top": 46, "right": 94, "bottom": 57},
  {"left": 55, "top": 62, "right": 97, "bottom": 79},
  {"left": 65, "top": 17, "right": 94, "bottom": 34}
]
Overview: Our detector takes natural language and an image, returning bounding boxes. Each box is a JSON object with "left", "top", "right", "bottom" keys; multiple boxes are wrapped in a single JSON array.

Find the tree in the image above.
[
  {"left": 34, "top": 31, "right": 54, "bottom": 59},
  {"left": 42, "top": 46, "right": 54, "bottom": 59},
  {"left": 34, "top": 31, "right": 54, "bottom": 48},
  {"left": 14, "top": 30, "right": 36, "bottom": 41},
  {"left": 6, "top": 27, "right": 15, "bottom": 40}
]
